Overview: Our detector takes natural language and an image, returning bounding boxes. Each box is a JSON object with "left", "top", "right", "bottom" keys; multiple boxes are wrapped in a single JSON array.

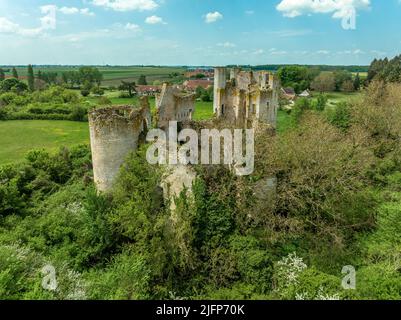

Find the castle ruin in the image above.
[
  {"left": 156, "top": 83, "right": 196, "bottom": 130},
  {"left": 213, "top": 67, "right": 280, "bottom": 128},
  {"left": 89, "top": 67, "right": 280, "bottom": 192},
  {"left": 88, "top": 97, "right": 151, "bottom": 192}
]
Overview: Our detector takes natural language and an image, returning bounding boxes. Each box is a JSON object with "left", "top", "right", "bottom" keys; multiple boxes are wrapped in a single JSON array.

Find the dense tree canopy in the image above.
[
  {"left": 277, "top": 66, "right": 319, "bottom": 93},
  {"left": 368, "top": 55, "right": 401, "bottom": 83}
]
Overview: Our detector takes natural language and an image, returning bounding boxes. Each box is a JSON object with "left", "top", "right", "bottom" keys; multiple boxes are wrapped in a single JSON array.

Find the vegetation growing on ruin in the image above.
[{"left": 1, "top": 79, "right": 401, "bottom": 300}]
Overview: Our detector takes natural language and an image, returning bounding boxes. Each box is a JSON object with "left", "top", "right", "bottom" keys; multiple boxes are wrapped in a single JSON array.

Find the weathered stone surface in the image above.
[
  {"left": 254, "top": 176, "right": 277, "bottom": 204},
  {"left": 161, "top": 165, "right": 197, "bottom": 211},
  {"left": 156, "top": 83, "right": 196, "bottom": 130},
  {"left": 214, "top": 67, "right": 280, "bottom": 129},
  {"left": 88, "top": 100, "right": 151, "bottom": 192}
]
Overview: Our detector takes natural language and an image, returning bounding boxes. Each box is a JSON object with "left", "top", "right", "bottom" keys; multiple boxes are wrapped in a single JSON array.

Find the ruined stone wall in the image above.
[
  {"left": 156, "top": 83, "right": 195, "bottom": 130},
  {"left": 213, "top": 67, "right": 227, "bottom": 114},
  {"left": 213, "top": 67, "right": 280, "bottom": 128},
  {"left": 236, "top": 71, "right": 254, "bottom": 91},
  {"left": 89, "top": 102, "right": 151, "bottom": 192}
]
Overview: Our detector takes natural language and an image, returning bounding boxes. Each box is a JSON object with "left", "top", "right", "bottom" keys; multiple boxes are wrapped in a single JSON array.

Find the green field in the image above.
[
  {"left": 87, "top": 92, "right": 214, "bottom": 120},
  {"left": 1, "top": 66, "right": 186, "bottom": 86},
  {"left": 0, "top": 90, "right": 360, "bottom": 165},
  {"left": 0, "top": 100, "right": 214, "bottom": 164},
  {"left": 0, "top": 120, "right": 89, "bottom": 165}
]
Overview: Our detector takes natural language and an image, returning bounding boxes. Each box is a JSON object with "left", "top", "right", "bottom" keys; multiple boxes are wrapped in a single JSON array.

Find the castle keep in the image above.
[{"left": 213, "top": 67, "right": 280, "bottom": 128}]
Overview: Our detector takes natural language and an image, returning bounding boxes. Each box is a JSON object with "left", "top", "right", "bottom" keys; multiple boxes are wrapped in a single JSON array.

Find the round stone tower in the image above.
[{"left": 89, "top": 105, "right": 149, "bottom": 192}]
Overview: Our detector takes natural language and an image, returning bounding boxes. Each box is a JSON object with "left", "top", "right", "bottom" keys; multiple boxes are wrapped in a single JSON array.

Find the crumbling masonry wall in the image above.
[
  {"left": 214, "top": 67, "right": 280, "bottom": 128},
  {"left": 89, "top": 98, "right": 151, "bottom": 192},
  {"left": 156, "top": 83, "right": 196, "bottom": 130}
]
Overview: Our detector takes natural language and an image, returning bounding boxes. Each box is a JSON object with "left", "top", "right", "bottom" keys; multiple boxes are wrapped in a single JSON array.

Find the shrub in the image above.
[
  {"left": 256, "top": 114, "right": 377, "bottom": 244},
  {"left": 86, "top": 248, "right": 151, "bottom": 300},
  {"left": 0, "top": 78, "right": 28, "bottom": 93},
  {"left": 70, "top": 106, "right": 87, "bottom": 122},
  {"left": 327, "top": 102, "right": 351, "bottom": 131},
  {"left": 292, "top": 97, "right": 312, "bottom": 122},
  {"left": 229, "top": 236, "right": 274, "bottom": 294},
  {"left": 0, "top": 107, "right": 7, "bottom": 120},
  {"left": 0, "top": 178, "right": 25, "bottom": 217},
  {"left": 98, "top": 96, "right": 112, "bottom": 105},
  {"left": 80, "top": 89, "right": 90, "bottom": 97},
  {"left": 313, "top": 93, "right": 328, "bottom": 111},
  {"left": 92, "top": 87, "right": 104, "bottom": 96}
]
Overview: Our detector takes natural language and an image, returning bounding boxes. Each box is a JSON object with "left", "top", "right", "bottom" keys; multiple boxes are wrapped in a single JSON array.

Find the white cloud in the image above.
[
  {"left": 145, "top": 15, "right": 166, "bottom": 24},
  {"left": 245, "top": 10, "right": 255, "bottom": 15},
  {"left": 204, "top": 11, "right": 223, "bottom": 23},
  {"left": 253, "top": 49, "right": 265, "bottom": 55},
  {"left": 276, "top": 0, "right": 370, "bottom": 19},
  {"left": 0, "top": 17, "right": 19, "bottom": 33},
  {"left": 0, "top": 5, "right": 56, "bottom": 37},
  {"left": 92, "top": 0, "right": 158, "bottom": 12},
  {"left": 125, "top": 23, "right": 141, "bottom": 32},
  {"left": 59, "top": 7, "right": 79, "bottom": 14},
  {"left": 217, "top": 42, "right": 236, "bottom": 48},
  {"left": 59, "top": 7, "right": 95, "bottom": 16}
]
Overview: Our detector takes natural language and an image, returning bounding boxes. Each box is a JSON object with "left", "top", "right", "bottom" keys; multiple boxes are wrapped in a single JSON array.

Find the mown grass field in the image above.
[{"left": 0, "top": 120, "right": 89, "bottom": 165}]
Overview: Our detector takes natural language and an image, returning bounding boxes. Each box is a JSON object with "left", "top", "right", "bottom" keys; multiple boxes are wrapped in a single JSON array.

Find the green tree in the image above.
[
  {"left": 81, "top": 81, "right": 92, "bottom": 97},
  {"left": 311, "top": 72, "right": 336, "bottom": 93},
  {"left": 0, "top": 78, "right": 28, "bottom": 93},
  {"left": 138, "top": 75, "right": 148, "bottom": 85},
  {"left": 12, "top": 67, "right": 18, "bottom": 79},
  {"left": 341, "top": 79, "right": 355, "bottom": 92},
  {"left": 354, "top": 73, "right": 361, "bottom": 91},
  {"left": 333, "top": 70, "right": 353, "bottom": 91},
  {"left": 27, "top": 65, "right": 35, "bottom": 92},
  {"left": 327, "top": 102, "right": 351, "bottom": 131},
  {"left": 277, "top": 66, "right": 315, "bottom": 93},
  {"left": 119, "top": 81, "right": 137, "bottom": 97},
  {"left": 0, "top": 68, "right": 5, "bottom": 81},
  {"left": 313, "top": 93, "right": 328, "bottom": 111},
  {"left": 78, "top": 67, "right": 103, "bottom": 87}
]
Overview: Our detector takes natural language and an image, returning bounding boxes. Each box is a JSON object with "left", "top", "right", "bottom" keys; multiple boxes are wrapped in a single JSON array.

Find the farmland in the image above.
[
  {"left": 0, "top": 66, "right": 187, "bottom": 86},
  {"left": 0, "top": 120, "right": 89, "bottom": 164},
  {"left": 0, "top": 99, "right": 214, "bottom": 164}
]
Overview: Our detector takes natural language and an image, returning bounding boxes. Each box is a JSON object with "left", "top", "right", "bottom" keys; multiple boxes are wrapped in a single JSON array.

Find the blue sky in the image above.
[{"left": 0, "top": 0, "right": 400, "bottom": 65}]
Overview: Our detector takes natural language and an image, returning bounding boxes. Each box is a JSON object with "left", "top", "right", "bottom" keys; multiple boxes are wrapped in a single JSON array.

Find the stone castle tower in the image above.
[
  {"left": 213, "top": 67, "right": 280, "bottom": 128},
  {"left": 88, "top": 97, "right": 151, "bottom": 192}
]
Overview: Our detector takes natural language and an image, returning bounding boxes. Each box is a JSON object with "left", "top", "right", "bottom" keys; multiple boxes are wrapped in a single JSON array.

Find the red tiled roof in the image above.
[
  {"left": 136, "top": 85, "right": 161, "bottom": 92},
  {"left": 183, "top": 80, "right": 213, "bottom": 90}
]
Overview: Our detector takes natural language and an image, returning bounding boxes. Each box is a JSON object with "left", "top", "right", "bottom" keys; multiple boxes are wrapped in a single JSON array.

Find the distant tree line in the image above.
[
  {"left": 367, "top": 55, "right": 401, "bottom": 83},
  {"left": 277, "top": 65, "right": 361, "bottom": 94},
  {"left": 61, "top": 67, "right": 103, "bottom": 90},
  {"left": 230, "top": 64, "right": 369, "bottom": 73}
]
